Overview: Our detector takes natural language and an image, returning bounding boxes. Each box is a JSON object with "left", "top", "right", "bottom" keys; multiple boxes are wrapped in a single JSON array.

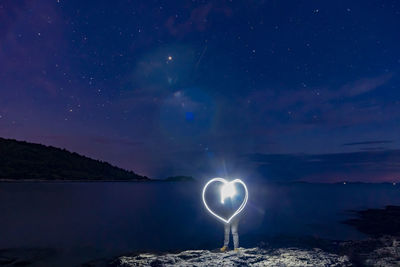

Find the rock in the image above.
[
  {"left": 343, "top": 206, "right": 400, "bottom": 237},
  {"left": 339, "top": 206, "right": 400, "bottom": 266},
  {"left": 340, "top": 236, "right": 400, "bottom": 267},
  {"left": 0, "top": 248, "right": 56, "bottom": 266},
  {"left": 113, "top": 247, "right": 351, "bottom": 267}
]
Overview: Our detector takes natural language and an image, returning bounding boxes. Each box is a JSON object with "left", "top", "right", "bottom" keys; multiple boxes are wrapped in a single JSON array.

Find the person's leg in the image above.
[
  {"left": 231, "top": 219, "right": 239, "bottom": 249},
  {"left": 223, "top": 222, "right": 230, "bottom": 247}
]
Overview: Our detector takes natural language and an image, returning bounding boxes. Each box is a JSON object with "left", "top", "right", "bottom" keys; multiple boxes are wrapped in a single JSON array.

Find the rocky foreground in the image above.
[
  {"left": 339, "top": 236, "right": 400, "bottom": 266},
  {"left": 110, "top": 236, "right": 400, "bottom": 267},
  {"left": 113, "top": 247, "right": 350, "bottom": 267},
  {"left": 4, "top": 237, "right": 400, "bottom": 266}
]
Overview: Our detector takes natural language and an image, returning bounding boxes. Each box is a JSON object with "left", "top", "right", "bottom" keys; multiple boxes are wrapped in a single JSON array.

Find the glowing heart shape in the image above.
[{"left": 202, "top": 178, "right": 248, "bottom": 224}]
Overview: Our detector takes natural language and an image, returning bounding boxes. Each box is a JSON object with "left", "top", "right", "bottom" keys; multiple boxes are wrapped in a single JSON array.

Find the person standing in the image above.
[
  {"left": 220, "top": 215, "right": 240, "bottom": 252},
  {"left": 219, "top": 182, "right": 243, "bottom": 252}
]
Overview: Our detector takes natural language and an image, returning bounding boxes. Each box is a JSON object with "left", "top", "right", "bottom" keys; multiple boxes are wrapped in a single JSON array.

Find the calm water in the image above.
[{"left": 1, "top": 182, "right": 400, "bottom": 265}]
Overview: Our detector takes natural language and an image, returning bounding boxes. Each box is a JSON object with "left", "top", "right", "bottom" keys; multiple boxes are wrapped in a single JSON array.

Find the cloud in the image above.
[
  {"left": 248, "top": 150, "right": 400, "bottom": 183},
  {"left": 340, "top": 73, "right": 393, "bottom": 97},
  {"left": 342, "top": 140, "right": 394, "bottom": 146},
  {"left": 165, "top": 3, "right": 232, "bottom": 37},
  {"left": 248, "top": 73, "right": 392, "bottom": 109},
  {"left": 240, "top": 73, "right": 395, "bottom": 132},
  {"left": 359, "top": 147, "right": 387, "bottom": 151}
]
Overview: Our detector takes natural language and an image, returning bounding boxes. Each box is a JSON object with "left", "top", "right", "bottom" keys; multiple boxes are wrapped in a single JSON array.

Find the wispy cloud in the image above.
[
  {"left": 165, "top": 3, "right": 232, "bottom": 37},
  {"left": 241, "top": 73, "right": 395, "bottom": 132},
  {"left": 340, "top": 74, "right": 393, "bottom": 97},
  {"left": 342, "top": 140, "right": 393, "bottom": 146}
]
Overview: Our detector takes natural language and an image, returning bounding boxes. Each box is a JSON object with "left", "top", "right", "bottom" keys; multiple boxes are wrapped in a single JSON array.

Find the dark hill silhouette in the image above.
[{"left": 0, "top": 137, "right": 148, "bottom": 181}]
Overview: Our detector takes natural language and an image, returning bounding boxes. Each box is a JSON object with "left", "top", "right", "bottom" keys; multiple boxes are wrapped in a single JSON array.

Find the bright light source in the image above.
[
  {"left": 220, "top": 182, "right": 236, "bottom": 204},
  {"left": 202, "top": 178, "right": 248, "bottom": 224}
]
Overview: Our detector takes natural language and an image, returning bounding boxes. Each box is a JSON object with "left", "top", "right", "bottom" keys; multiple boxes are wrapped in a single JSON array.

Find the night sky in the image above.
[{"left": 1, "top": 0, "right": 400, "bottom": 182}]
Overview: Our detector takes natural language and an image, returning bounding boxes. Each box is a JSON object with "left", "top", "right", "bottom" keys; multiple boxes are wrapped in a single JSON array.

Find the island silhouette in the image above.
[{"left": 0, "top": 137, "right": 148, "bottom": 181}]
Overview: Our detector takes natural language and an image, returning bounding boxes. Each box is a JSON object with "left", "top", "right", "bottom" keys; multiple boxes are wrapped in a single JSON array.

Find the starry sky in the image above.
[{"left": 1, "top": 0, "right": 400, "bottom": 182}]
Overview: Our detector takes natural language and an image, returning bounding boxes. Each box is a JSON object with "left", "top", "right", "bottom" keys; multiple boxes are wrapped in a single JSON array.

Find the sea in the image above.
[{"left": 1, "top": 181, "right": 400, "bottom": 265}]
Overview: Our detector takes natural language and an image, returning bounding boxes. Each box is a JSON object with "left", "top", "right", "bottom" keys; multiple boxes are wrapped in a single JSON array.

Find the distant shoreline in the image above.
[
  {"left": 0, "top": 179, "right": 397, "bottom": 185},
  {"left": 0, "top": 179, "right": 149, "bottom": 183},
  {"left": 0, "top": 178, "right": 196, "bottom": 183}
]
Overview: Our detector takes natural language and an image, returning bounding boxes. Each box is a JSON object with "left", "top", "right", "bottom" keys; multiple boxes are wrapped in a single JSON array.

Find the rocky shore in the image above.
[
  {"left": 340, "top": 235, "right": 400, "bottom": 266},
  {"left": 113, "top": 247, "right": 350, "bottom": 267},
  {"left": 107, "top": 236, "right": 400, "bottom": 266}
]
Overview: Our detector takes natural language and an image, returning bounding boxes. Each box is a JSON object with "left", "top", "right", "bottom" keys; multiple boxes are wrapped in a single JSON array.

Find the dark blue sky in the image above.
[{"left": 1, "top": 0, "right": 400, "bottom": 181}]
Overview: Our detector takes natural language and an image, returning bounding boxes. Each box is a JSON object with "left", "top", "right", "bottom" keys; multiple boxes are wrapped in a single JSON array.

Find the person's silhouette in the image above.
[{"left": 219, "top": 183, "right": 242, "bottom": 252}]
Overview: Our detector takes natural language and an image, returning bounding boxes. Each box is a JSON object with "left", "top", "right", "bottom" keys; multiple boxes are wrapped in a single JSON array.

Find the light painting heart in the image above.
[{"left": 202, "top": 178, "right": 248, "bottom": 224}]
